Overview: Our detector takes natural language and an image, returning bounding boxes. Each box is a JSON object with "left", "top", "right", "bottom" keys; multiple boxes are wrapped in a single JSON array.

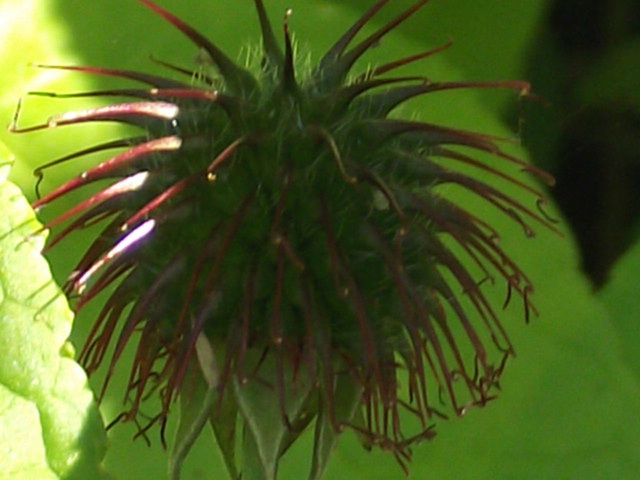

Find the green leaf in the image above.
[
  {"left": 0, "top": 0, "right": 87, "bottom": 189},
  {"left": 0, "top": 149, "right": 108, "bottom": 480},
  {"left": 599, "top": 239, "right": 640, "bottom": 379}
]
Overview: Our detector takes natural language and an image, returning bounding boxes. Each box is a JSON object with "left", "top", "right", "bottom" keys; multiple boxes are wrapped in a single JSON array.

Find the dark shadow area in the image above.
[{"left": 524, "top": 0, "right": 640, "bottom": 287}]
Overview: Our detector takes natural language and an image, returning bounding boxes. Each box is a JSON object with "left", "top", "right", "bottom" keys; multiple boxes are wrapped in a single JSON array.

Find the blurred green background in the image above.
[{"left": 1, "top": 0, "right": 639, "bottom": 479}]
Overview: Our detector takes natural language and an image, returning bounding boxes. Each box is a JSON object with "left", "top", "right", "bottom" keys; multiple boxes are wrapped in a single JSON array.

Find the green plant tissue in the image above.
[{"left": 0, "top": 145, "right": 108, "bottom": 480}]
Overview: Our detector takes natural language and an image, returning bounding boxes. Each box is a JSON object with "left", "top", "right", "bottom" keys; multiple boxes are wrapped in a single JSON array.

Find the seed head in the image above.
[{"left": 12, "top": 0, "right": 557, "bottom": 476}]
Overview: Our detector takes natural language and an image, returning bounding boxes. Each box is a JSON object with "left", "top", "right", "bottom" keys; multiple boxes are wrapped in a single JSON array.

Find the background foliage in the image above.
[{"left": 1, "top": 0, "right": 639, "bottom": 478}]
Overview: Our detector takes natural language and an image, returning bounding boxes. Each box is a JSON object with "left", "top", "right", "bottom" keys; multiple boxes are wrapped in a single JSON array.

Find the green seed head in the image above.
[{"left": 13, "top": 0, "right": 557, "bottom": 477}]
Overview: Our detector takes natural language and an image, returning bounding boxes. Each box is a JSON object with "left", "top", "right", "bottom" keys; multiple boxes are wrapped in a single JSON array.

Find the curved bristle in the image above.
[
  {"left": 360, "top": 80, "right": 530, "bottom": 118},
  {"left": 254, "top": 0, "right": 284, "bottom": 68},
  {"left": 133, "top": 0, "right": 257, "bottom": 95},
  {"left": 316, "top": 1, "right": 430, "bottom": 89},
  {"left": 34, "top": 64, "right": 189, "bottom": 87},
  {"left": 319, "top": 0, "right": 391, "bottom": 69},
  {"left": 282, "top": 9, "right": 297, "bottom": 93},
  {"left": 369, "top": 40, "right": 454, "bottom": 77},
  {"left": 33, "top": 136, "right": 182, "bottom": 209},
  {"left": 341, "top": 1, "right": 431, "bottom": 74}
]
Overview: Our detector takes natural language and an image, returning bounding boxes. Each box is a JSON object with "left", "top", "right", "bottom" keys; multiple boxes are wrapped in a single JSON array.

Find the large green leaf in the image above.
[
  {"left": 2, "top": 1, "right": 638, "bottom": 480},
  {"left": 0, "top": 0, "right": 87, "bottom": 188},
  {"left": 0, "top": 146, "right": 108, "bottom": 480}
]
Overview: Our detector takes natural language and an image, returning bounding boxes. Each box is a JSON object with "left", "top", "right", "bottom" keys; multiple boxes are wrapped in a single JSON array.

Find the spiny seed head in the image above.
[{"left": 13, "top": 0, "right": 557, "bottom": 475}]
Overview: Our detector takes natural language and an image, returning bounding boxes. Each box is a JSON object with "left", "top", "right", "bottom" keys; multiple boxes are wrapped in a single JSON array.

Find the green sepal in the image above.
[
  {"left": 209, "top": 381, "right": 240, "bottom": 479},
  {"left": 233, "top": 350, "right": 315, "bottom": 480},
  {"left": 310, "top": 370, "right": 363, "bottom": 480},
  {"left": 169, "top": 358, "right": 217, "bottom": 480}
]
